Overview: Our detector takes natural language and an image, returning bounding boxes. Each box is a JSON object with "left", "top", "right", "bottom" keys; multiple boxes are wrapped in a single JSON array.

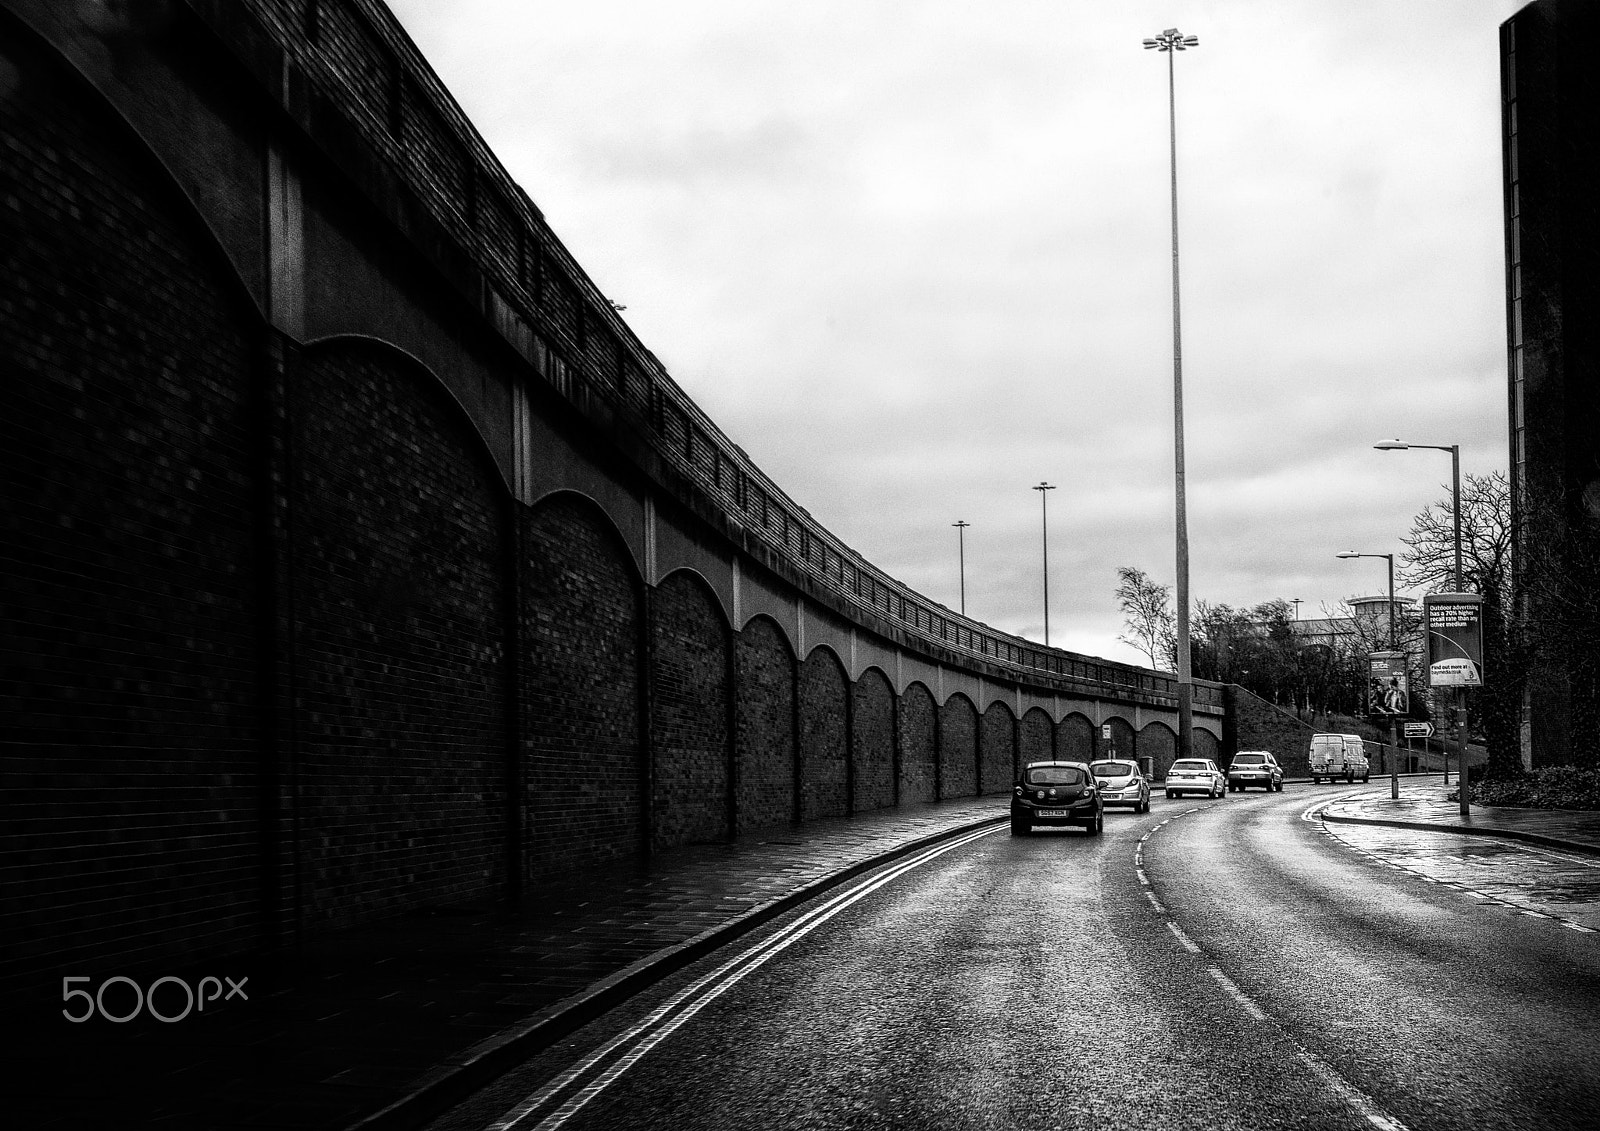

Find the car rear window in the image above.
[
  {"left": 1171, "top": 761, "right": 1208, "bottom": 772},
  {"left": 1091, "top": 762, "right": 1135, "bottom": 778},
  {"left": 1025, "top": 766, "right": 1086, "bottom": 786},
  {"left": 1232, "top": 754, "right": 1267, "bottom": 765}
]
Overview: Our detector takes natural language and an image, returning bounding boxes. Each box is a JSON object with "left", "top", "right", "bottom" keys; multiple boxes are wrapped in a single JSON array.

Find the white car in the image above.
[{"left": 1164, "top": 758, "right": 1227, "bottom": 799}]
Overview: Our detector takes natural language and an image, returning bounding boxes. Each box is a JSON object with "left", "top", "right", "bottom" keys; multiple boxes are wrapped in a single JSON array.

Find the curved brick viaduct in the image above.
[{"left": 0, "top": 0, "right": 1227, "bottom": 989}]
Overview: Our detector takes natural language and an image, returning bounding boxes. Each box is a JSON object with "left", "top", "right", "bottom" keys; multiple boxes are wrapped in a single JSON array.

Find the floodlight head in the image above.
[{"left": 1145, "top": 28, "right": 1196, "bottom": 52}]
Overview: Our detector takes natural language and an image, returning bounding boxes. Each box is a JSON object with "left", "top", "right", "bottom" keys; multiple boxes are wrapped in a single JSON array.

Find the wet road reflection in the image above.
[{"left": 1318, "top": 819, "right": 1600, "bottom": 932}]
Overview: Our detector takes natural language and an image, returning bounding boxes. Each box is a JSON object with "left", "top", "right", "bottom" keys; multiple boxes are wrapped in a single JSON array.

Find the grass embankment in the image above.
[{"left": 1449, "top": 766, "right": 1600, "bottom": 810}]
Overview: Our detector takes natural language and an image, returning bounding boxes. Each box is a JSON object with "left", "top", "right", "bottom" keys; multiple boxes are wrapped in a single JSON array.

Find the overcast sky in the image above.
[{"left": 385, "top": 0, "right": 1523, "bottom": 667}]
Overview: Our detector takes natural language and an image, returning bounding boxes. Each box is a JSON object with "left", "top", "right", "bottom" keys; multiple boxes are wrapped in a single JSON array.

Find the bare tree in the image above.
[
  {"left": 1115, "top": 566, "right": 1175, "bottom": 671},
  {"left": 1399, "top": 470, "right": 1525, "bottom": 778}
]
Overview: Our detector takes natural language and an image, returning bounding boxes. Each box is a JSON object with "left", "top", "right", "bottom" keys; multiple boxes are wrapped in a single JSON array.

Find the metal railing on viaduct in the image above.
[{"left": 0, "top": 0, "right": 1226, "bottom": 990}]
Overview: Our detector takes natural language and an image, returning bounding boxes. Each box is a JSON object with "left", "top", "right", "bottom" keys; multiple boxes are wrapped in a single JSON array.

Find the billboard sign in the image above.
[
  {"left": 1367, "top": 650, "right": 1411, "bottom": 718},
  {"left": 1424, "top": 592, "right": 1484, "bottom": 687}
]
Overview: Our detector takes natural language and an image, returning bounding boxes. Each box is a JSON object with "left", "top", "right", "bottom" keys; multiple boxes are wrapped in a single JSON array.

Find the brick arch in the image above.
[
  {"left": 899, "top": 682, "right": 939, "bottom": 803},
  {"left": 523, "top": 490, "right": 645, "bottom": 883},
  {"left": 1103, "top": 716, "right": 1137, "bottom": 763},
  {"left": 980, "top": 701, "right": 1016, "bottom": 794},
  {"left": 1057, "top": 712, "right": 1096, "bottom": 762},
  {"left": 939, "top": 693, "right": 979, "bottom": 799},
  {"left": 852, "top": 667, "right": 896, "bottom": 812},
  {"left": 735, "top": 614, "right": 797, "bottom": 832},
  {"left": 1140, "top": 722, "right": 1178, "bottom": 778},
  {"left": 651, "top": 569, "right": 732, "bottom": 849},
  {"left": 0, "top": 27, "right": 270, "bottom": 973},
  {"left": 1020, "top": 708, "right": 1055, "bottom": 765},
  {"left": 290, "top": 336, "right": 512, "bottom": 926},
  {"left": 1194, "top": 728, "right": 1222, "bottom": 763},
  {"left": 800, "top": 646, "right": 849, "bottom": 820}
]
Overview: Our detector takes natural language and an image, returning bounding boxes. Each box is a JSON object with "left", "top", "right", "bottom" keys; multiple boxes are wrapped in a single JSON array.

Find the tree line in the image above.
[{"left": 1113, "top": 470, "right": 1597, "bottom": 780}]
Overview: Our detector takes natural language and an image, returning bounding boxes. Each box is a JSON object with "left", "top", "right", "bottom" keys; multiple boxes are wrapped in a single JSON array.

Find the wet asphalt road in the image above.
[{"left": 430, "top": 785, "right": 1600, "bottom": 1131}]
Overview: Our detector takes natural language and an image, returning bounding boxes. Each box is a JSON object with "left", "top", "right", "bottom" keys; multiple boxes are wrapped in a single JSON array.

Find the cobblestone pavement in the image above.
[{"left": 1312, "top": 781, "right": 1600, "bottom": 936}]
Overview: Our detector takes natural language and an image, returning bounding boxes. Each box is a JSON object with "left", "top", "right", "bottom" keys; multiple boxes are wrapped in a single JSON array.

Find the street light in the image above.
[
  {"left": 1337, "top": 550, "right": 1400, "bottom": 799},
  {"left": 1145, "top": 26, "right": 1199, "bottom": 759},
  {"left": 952, "top": 520, "right": 970, "bottom": 616},
  {"left": 1376, "top": 438, "right": 1468, "bottom": 812},
  {"left": 1032, "top": 483, "right": 1055, "bottom": 646}
]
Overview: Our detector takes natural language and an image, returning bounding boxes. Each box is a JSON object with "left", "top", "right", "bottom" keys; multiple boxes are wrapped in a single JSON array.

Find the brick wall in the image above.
[
  {"left": 799, "top": 649, "right": 849, "bottom": 820},
  {"left": 1019, "top": 708, "right": 1054, "bottom": 766},
  {"left": 650, "top": 571, "right": 730, "bottom": 849},
  {"left": 979, "top": 703, "right": 1015, "bottom": 794},
  {"left": 1105, "top": 718, "right": 1137, "bottom": 766},
  {"left": 290, "top": 341, "right": 507, "bottom": 928},
  {"left": 1140, "top": 723, "right": 1176, "bottom": 776},
  {"left": 0, "top": 41, "right": 262, "bottom": 983},
  {"left": 1057, "top": 713, "right": 1095, "bottom": 762},
  {"left": 734, "top": 616, "right": 795, "bottom": 831},
  {"left": 898, "top": 683, "right": 938, "bottom": 803},
  {"left": 0, "top": 0, "right": 1234, "bottom": 994},
  {"left": 851, "top": 669, "right": 895, "bottom": 812},
  {"left": 521, "top": 494, "right": 643, "bottom": 884},
  {"left": 939, "top": 695, "right": 978, "bottom": 798}
]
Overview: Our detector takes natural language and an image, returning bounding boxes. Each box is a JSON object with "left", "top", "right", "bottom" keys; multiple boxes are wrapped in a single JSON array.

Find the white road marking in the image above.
[
  {"left": 1206, "top": 966, "right": 1267, "bottom": 1020},
  {"left": 486, "top": 823, "right": 1004, "bottom": 1130},
  {"left": 1293, "top": 1049, "right": 1411, "bottom": 1131},
  {"left": 1166, "top": 921, "right": 1201, "bottom": 953},
  {"left": 1144, "top": 792, "right": 1414, "bottom": 1131}
]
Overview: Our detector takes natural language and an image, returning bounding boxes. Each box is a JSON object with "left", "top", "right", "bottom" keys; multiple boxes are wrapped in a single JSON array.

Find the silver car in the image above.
[{"left": 1164, "top": 758, "right": 1227, "bottom": 799}]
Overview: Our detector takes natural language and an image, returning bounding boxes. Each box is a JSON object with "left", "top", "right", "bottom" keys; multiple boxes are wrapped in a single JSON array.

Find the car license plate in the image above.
[{"left": 1038, "top": 810, "right": 1071, "bottom": 817}]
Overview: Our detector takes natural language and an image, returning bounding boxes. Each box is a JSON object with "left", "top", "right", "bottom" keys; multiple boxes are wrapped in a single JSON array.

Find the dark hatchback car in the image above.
[{"left": 1011, "top": 761, "right": 1103, "bottom": 836}]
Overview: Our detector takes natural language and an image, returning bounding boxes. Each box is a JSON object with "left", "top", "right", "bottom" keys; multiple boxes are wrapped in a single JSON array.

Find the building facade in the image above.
[{"left": 1501, "top": 0, "right": 1600, "bottom": 766}]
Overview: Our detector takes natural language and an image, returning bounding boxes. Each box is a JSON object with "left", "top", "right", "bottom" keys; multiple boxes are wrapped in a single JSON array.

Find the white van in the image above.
[{"left": 1309, "top": 733, "right": 1371, "bottom": 783}]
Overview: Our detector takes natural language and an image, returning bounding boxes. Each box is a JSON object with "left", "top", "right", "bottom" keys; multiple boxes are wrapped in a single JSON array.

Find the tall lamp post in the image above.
[
  {"left": 1144, "top": 26, "right": 1199, "bottom": 758},
  {"left": 1032, "top": 483, "right": 1055, "bottom": 646},
  {"left": 1338, "top": 550, "right": 1400, "bottom": 800},
  {"left": 1376, "top": 439, "right": 1468, "bottom": 812},
  {"left": 952, "top": 520, "right": 970, "bottom": 616}
]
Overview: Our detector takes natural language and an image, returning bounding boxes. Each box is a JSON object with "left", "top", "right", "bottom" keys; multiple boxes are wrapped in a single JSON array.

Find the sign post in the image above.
[
  {"left": 1367, "top": 650, "right": 1410, "bottom": 799},
  {"left": 1425, "top": 593, "right": 1483, "bottom": 816},
  {"left": 1403, "top": 721, "right": 1434, "bottom": 774}
]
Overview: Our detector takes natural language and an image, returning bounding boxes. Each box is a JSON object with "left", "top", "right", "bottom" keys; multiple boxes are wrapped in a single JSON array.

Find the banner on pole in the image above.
[
  {"left": 1367, "top": 650, "right": 1411, "bottom": 718},
  {"left": 1424, "top": 592, "right": 1484, "bottom": 687}
]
